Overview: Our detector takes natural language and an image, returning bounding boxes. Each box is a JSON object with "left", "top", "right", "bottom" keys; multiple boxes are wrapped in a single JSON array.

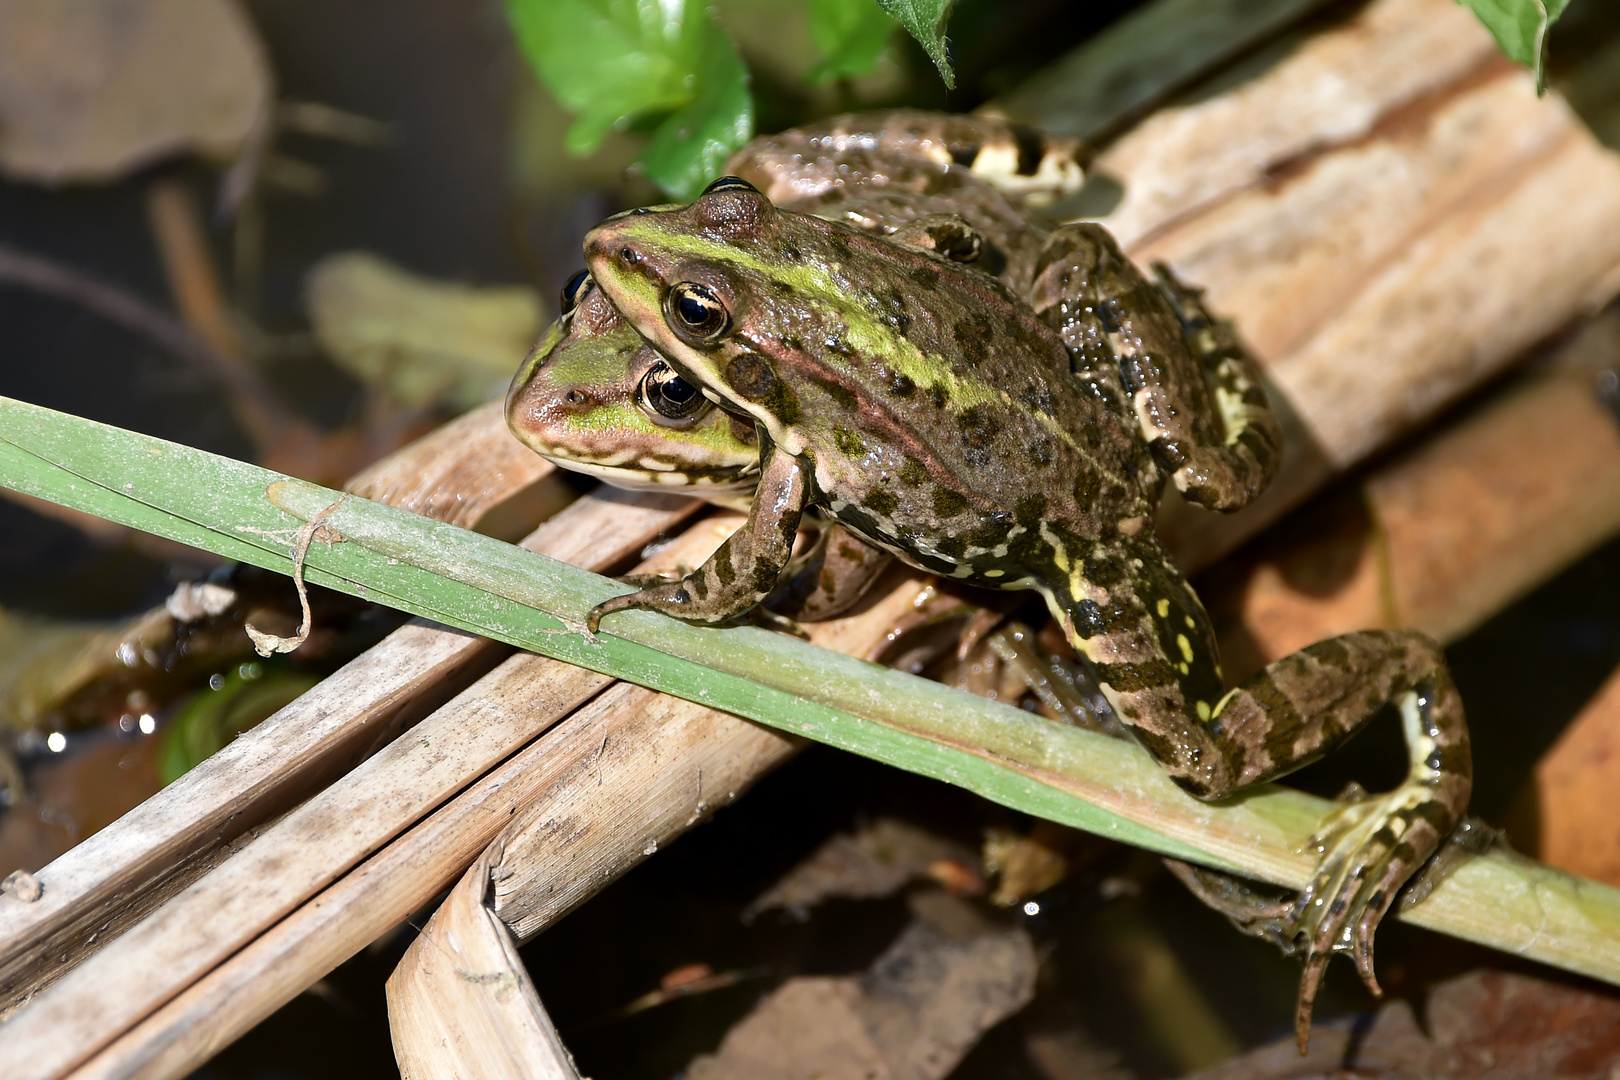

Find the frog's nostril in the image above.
[
  {"left": 619, "top": 247, "right": 642, "bottom": 265},
  {"left": 565, "top": 390, "right": 587, "bottom": 405}
]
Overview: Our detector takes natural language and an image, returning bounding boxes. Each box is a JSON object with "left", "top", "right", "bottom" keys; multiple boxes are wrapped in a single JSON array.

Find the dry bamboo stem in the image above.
[
  {"left": 1536, "top": 665, "right": 1620, "bottom": 886},
  {"left": 389, "top": 565, "right": 969, "bottom": 1077},
  {"left": 1107, "top": 0, "right": 1620, "bottom": 570},
  {"left": 343, "top": 398, "right": 571, "bottom": 541},
  {"left": 3, "top": 654, "right": 617, "bottom": 1079},
  {"left": 48, "top": 514, "right": 774, "bottom": 1080},
  {"left": 388, "top": 844, "right": 581, "bottom": 1080},
  {"left": 1205, "top": 318, "right": 1620, "bottom": 674},
  {"left": 0, "top": 483, "right": 698, "bottom": 1016}
]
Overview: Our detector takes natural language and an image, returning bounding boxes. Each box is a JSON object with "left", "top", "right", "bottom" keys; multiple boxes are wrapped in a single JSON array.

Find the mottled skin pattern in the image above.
[
  {"left": 511, "top": 112, "right": 1084, "bottom": 619},
  {"left": 580, "top": 177, "right": 1472, "bottom": 1045}
]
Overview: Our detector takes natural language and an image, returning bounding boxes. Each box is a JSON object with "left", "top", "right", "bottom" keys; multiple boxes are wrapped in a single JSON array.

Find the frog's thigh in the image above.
[
  {"left": 769, "top": 524, "right": 892, "bottom": 622},
  {"left": 588, "top": 446, "right": 808, "bottom": 630},
  {"left": 1032, "top": 222, "right": 1280, "bottom": 511},
  {"left": 1211, "top": 630, "right": 1470, "bottom": 805}
]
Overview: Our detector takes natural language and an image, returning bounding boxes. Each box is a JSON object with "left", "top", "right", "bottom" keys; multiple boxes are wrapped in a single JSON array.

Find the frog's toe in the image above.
[
  {"left": 587, "top": 585, "right": 673, "bottom": 633},
  {"left": 1285, "top": 782, "right": 1454, "bottom": 1046}
]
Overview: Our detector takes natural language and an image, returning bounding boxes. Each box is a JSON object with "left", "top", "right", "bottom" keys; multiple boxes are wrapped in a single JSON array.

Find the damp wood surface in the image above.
[{"left": 1091, "top": 0, "right": 1620, "bottom": 570}]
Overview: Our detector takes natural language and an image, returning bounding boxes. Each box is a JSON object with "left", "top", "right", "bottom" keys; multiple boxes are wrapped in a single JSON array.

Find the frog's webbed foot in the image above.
[{"left": 1144, "top": 630, "right": 1472, "bottom": 1052}]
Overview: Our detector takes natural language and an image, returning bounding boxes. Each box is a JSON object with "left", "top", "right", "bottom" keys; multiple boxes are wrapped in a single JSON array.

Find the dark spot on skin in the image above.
[
  {"left": 727, "top": 355, "right": 777, "bottom": 401},
  {"left": 899, "top": 458, "right": 929, "bottom": 487},
  {"left": 877, "top": 288, "right": 911, "bottom": 333},
  {"left": 824, "top": 334, "right": 854, "bottom": 357},
  {"left": 833, "top": 424, "right": 865, "bottom": 458},
  {"left": 951, "top": 146, "right": 976, "bottom": 167},
  {"left": 910, "top": 265, "right": 940, "bottom": 290},
  {"left": 779, "top": 334, "right": 803, "bottom": 351},
  {"left": 1030, "top": 438, "right": 1055, "bottom": 467},
  {"left": 932, "top": 487, "right": 968, "bottom": 518},
  {"left": 1084, "top": 554, "right": 1126, "bottom": 588},
  {"left": 864, "top": 488, "right": 899, "bottom": 517},
  {"left": 1096, "top": 658, "right": 1179, "bottom": 694},
  {"left": 952, "top": 313, "right": 995, "bottom": 350},
  {"left": 927, "top": 383, "right": 950, "bottom": 409},
  {"left": 1014, "top": 127, "right": 1044, "bottom": 176},
  {"left": 712, "top": 544, "right": 736, "bottom": 586},
  {"left": 828, "top": 231, "right": 853, "bottom": 261},
  {"left": 1017, "top": 386, "right": 1054, "bottom": 416},
  {"left": 813, "top": 377, "right": 859, "bottom": 410},
  {"left": 937, "top": 534, "right": 967, "bottom": 560},
  {"left": 772, "top": 280, "right": 795, "bottom": 298},
  {"left": 888, "top": 370, "right": 916, "bottom": 398},
  {"left": 956, "top": 405, "right": 996, "bottom": 450},
  {"left": 780, "top": 242, "right": 803, "bottom": 262},
  {"left": 1015, "top": 494, "right": 1047, "bottom": 526}
]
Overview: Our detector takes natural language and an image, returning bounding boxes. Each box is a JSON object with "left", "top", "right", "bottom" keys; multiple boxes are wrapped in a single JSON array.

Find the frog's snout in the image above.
[{"left": 583, "top": 224, "right": 641, "bottom": 274}]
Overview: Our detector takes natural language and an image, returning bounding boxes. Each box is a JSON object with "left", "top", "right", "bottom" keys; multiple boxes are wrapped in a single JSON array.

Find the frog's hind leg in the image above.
[
  {"left": 1210, "top": 630, "right": 1472, "bottom": 1049},
  {"left": 1030, "top": 224, "right": 1282, "bottom": 510}
]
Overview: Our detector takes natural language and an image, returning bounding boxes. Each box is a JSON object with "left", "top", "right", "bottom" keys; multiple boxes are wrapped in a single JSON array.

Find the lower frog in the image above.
[
  {"left": 507, "top": 268, "right": 889, "bottom": 621},
  {"left": 579, "top": 176, "right": 1472, "bottom": 1044}
]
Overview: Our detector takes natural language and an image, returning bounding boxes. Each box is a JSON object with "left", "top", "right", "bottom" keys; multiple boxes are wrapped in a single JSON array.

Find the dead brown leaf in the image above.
[
  {"left": 744, "top": 818, "right": 978, "bottom": 921},
  {"left": 685, "top": 921, "right": 1037, "bottom": 1080},
  {"left": 0, "top": 0, "right": 271, "bottom": 183},
  {"left": 1186, "top": 969, "right": 1620, "bottom": 1079}
]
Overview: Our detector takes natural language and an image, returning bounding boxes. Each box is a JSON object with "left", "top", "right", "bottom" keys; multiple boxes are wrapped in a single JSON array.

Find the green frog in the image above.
[
  {"left": 511, "top": 110, "right": 1083, "bottom": 620},
  {"left": 577, "top": 174, "right": 1472, "bottom": 1041},
  {"left": 507, "top": 269, "right": 890, "bottom": 621}
]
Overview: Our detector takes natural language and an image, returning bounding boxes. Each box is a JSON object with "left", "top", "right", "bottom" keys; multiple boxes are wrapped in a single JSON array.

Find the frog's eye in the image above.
[
  {"left": 560, "top": 270, "right": 591, "bottom": 315},
  {"left": 639, "top": 360, "right": 709, "bottom": 425},
  {"left": 666, "top": 282, "right": 730, "bottom": 344},
  {"left": 703, "top": 176, "right": 757, "bottom": 195}
]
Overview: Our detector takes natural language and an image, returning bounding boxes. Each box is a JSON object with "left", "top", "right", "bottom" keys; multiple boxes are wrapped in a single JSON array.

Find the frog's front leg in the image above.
[
  {"left": 1029, "top": 223, "right": 1281, "bottom": 511},
  {"left": 587, "top": 444, "right": 808, "bottom": 632}
]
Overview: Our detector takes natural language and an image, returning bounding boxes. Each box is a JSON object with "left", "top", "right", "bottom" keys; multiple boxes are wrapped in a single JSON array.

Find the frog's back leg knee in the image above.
[
  {"left": 1030, "top": 223, "right": 1281, "bottom": 511},
  {"left": 726, "top": 110, "right": 1088, "bottom": 206}
]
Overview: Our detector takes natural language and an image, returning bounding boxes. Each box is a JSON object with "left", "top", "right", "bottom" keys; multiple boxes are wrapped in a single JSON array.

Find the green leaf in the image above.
[
  {"left": 1456, "top": 0, "right": 1570, "bottom": 93},
  {"left": 875, "top": 0, "right": 955, "bottom": 88},
  {"left": 637, "top": 23, "right": 754, "bottom": 200},
  {"left": 806, "top": 0, "right": 898, "bottom": 84},
  {"left": 6, "top": 396, "right": 1620, "bottom": 993},
  {"left": 157, "top": 665, "right": 319, "bottom": 784},
  {"left": 505, "top": 0, "right": 708, "bottom": 156}
]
